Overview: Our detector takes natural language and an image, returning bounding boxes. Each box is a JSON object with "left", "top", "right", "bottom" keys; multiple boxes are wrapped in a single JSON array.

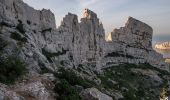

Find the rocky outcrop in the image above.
[
  {"left": 0, "top": 73, "right": 56, "bottom": 100},
  {"left": 154, "top": 41, "right": 170, "bottom": 58},
  {"left": 0, "top": 0, "right": 168, "bottom": 73},
  {"left": 0, "top": 0, "right": 56, "bottom": 30},
  {"left": 78, "top": 9, "right": 105, "bottom": 70},
  {"left": 58, "top": 9, "right": 105, "bottom": 71},
  {"left": 104, "top": 17, "right": 168, "bottom": 71},
  {"left": 80, "top": 88, "right": 113, "bottom": 100},
  {"left": 155, "top": 41, "right": 170, "bottom": 50}
]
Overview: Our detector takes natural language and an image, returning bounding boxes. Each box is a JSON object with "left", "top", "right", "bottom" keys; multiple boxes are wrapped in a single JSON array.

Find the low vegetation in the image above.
[
  {"left": 98, "top": 64, "right": 169, "bottom": 100},
  {"left": 16, "top": 20, "right": 25, "bottom": 34},
  {"left": 0, "top": 56, "right": 26, "bottom": 84},
  {"left": 10, "top": 32, "right": 27, "bottom": 43},
  {"left": 53, "top": 67, "right": 96, "bottom": 100},
  {"left": 42, "top": 48, "right": 68, "bottom": 63},
  {"left": 0, "top": 37, "right": 8, "bottom": 51},
  {"left": 54, "top": 79, "right": 81, "bottom": 100}
]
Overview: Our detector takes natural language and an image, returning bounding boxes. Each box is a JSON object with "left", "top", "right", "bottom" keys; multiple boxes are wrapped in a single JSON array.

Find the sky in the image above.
[{"left": 23, "top": 0, "right": 170, "bottom": 43}]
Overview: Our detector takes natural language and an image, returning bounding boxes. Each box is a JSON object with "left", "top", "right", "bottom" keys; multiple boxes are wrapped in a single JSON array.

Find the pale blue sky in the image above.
[{"left": 23, "top": 0, "right": 170, "bottom": 43}]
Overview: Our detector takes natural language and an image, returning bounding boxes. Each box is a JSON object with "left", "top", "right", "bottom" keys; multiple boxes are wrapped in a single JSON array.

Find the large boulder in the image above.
[{"left": 80, "top": 88, "right": 113, "bottom": 100}]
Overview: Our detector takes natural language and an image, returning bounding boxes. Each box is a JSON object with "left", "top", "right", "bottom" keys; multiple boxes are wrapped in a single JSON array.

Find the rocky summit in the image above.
[{"left": 0, "top": 0, "right": 170, "bottom": 100}]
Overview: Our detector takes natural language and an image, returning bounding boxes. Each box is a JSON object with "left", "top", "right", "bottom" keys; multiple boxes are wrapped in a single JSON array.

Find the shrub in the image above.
[
  {"left": 0, "top": 37, "right": 8, "bottom": 51},
  {"left": 0, "top": 21, "right": 12, "bottom": 27},
  {"left": 123, "top": 89, "right": 137, "bottom": 100},
  {"left": 10, "top": 32, "right": 27, "bottom": 43},
  {"left": 16, "top": 20, "right": 25, "bottom": 34},
  {"left": 54, "top": 79, "right": 81, "bottom": 100},
  {"left": 27, "top": 20, "right": 31, "bottom": 25},
  {"left": 0, "top": 56, "right": 26, "bottom": 84},
  {"left": 56, "top": 68, "right": 94, "bottom": 88},
  {"left": 42, "top": 48, "right": 68, "bottom": 63}
]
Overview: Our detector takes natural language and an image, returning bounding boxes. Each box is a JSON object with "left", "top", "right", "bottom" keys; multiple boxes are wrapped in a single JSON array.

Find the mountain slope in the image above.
[{"left": 0, "top": 0, "right": 169, "bottom": 100}]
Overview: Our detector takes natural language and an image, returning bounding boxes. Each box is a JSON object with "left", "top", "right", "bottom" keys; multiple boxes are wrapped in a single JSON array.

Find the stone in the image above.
[
  {"left": 0, "top": 90, "right": 5, "bottom": 100},
  {"left": 104, "top": 17, "right": 169, "bottom": 71},
  {"left": 80, "top": 88, "right": 113, "bottom": 100},
  {"left": 0, "top": 74, "right": 55, "bottom": 100}
]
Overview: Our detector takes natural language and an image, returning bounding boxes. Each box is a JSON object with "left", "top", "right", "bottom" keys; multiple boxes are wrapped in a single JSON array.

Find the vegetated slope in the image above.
[{"left": 50, "top": 63, "right": 169, "bottom": 100}]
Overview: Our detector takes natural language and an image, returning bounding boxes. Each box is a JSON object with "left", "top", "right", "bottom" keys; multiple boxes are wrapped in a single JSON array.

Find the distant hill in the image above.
[
  {"left": 155, "top": 41, "right": 170, "bottom": 50},
  {"left": 154, "top": 41, "right": 170, "bottom": 58}
]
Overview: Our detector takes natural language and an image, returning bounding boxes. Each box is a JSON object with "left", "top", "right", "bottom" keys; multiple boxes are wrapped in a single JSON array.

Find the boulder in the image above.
[{"left": 80, "top": 88, "right": 113, "bottom": 100}]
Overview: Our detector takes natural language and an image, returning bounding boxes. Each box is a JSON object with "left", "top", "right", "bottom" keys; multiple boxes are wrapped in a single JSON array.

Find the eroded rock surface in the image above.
[
  {"left": 80, "top": 88, "right": 113, "bottom": 100},
  {"left": 105, "top": 17, "right": 168, "bottom": 71},
  {"left": 0, "top": 0, "right": 168, "bottom": 72},
  {"left": 0, "top": 73, "right": 56, "bottom": 100}
]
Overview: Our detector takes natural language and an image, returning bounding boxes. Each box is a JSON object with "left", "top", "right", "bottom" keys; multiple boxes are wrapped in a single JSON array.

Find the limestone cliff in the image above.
[
  {"left": 0, "top": 0, "right": 170, "bottom": 100},
  {"left": 105, "top": 17, "right": 168, "bottom": 70},
  {"left": 0, "top": 0, "right": 168, "bottom": 72},
  {"left": 155, "top": 41, "right": 170, "bottom": 59}
]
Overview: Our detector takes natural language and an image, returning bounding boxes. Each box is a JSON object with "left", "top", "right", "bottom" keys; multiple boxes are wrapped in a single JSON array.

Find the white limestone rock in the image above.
[
  {"left": 80, "top": 88, "right": 113, "bottom": 100},
  {"left": 79, "top": 9, "right": 105, "bottom": 71},
  {"left": 104, "top": 17, "right": 169, "bottom": 71},
  {"left": 0, "top": 0, "right": 168, "bottom": 79},
  {"left": 155, "top": 41, "right": 170, "bottom": 50},
  {"left": 0, "top": 0, "right": 56, "bottom": 30}
]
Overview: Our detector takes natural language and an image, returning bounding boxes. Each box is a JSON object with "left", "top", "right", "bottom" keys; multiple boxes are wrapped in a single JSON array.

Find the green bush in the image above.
[
  {"left": 56, "top": 68, "right": 94, "bottom": 88},
  {"left": 16, "top": 20, "right": 25, "bottom": 34},
  {"left": 10, "top": 32, "right": 27, "bottom": 43},
  {"left": 0, "top": 56, "right": 26, "bottom": 84},
  {"left": 42, "top": 48, "right": 68, "bottom": 63},
  {"left": 123, "top": 89, "right": 136, "bottom": 100},
  {"left": 27, "top": 20, "right": 31, "bottom": 25},
  {"left": 0, "top": 37, "right": 8, "bottom": 51},
  {"left": 54, "top": 79, "right": 81, "bottom": 100}
]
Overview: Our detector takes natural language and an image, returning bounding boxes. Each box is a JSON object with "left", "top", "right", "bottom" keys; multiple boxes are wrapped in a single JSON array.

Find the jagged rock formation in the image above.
[
  {"left": 105, "top": 17, "right": 168, "bottom": 70},
  {"left": 155, "top": 41, "right": 170, "bottom": 50},
  {"left": 0, "top": 0, "right": 168, "bottom": 73},
  {"left": 0, "top": 0, "right": 170, "bottom": 100},
  {"left": 155, "top": 41, "right": 170, "bottom": 59},
  {"left": 59, "top": 9, "right": 105, "bottom": 71}
]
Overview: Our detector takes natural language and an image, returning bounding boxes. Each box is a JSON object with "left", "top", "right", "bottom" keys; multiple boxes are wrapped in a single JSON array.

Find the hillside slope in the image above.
[{"left": 0, "top": 0, "right": 169, "bottom": 100}]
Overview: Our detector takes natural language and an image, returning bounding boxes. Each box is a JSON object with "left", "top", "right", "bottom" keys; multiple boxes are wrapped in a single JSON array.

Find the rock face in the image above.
[
  {"left": 104, "top": 17, "right": 168, "bottom": 70},
  {"left": 59, "top": 9, "right": 105, "bottom": 71},
  {"left": 80, "top": 88, "right": 113, "bottom": 100},
  {"left": 0, "top": 0, "right": 56, "bottom": 30},
  {"left": 0, "top": 0, "right": 168, "bottom": 73},
  {"left": 0, "top": 73, "right": 56, "bottom": 100}
]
